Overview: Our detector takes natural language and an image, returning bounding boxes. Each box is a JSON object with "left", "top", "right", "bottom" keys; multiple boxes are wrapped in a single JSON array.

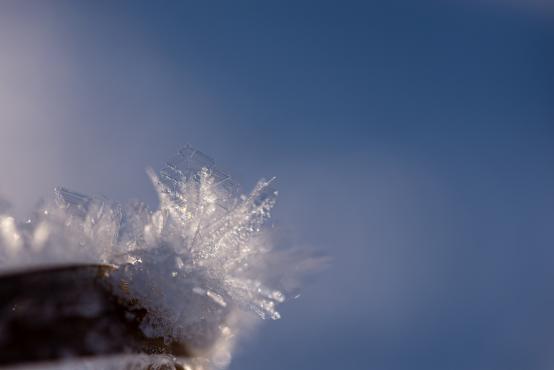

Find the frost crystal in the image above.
[{"left": 0, "top": 145, "right": 286, "bottom": 369}]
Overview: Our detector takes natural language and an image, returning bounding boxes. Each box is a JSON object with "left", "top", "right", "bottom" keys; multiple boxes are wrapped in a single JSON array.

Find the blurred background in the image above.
[{"left": 0, "top": 1, "right": 553, "bottom": 369}]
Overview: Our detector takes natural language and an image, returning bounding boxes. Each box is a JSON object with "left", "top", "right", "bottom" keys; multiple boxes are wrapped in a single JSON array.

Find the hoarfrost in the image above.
[{"left": 0, "top": 145, "right": 288, "bottom": 369}]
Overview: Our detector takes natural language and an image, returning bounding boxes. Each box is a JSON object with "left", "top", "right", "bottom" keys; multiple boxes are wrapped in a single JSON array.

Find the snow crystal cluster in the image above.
[{"left": 0, "top": 146, "right": 286, "bottom": 369}]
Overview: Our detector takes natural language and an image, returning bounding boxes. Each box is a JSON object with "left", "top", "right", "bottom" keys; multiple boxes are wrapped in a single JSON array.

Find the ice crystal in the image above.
[{"left": 0, "top": 145, "right": 286, "bottom": 369}]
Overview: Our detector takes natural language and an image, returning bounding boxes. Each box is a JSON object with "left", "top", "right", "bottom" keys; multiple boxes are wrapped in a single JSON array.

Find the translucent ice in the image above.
[{"left": 0, "top": 145, "right": 288, "bottom": 369}]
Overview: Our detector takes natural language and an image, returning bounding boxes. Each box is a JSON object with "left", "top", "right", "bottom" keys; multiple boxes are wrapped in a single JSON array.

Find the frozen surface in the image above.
[{"left": 0, "top": 145, "right": 288, "bottom": 369}]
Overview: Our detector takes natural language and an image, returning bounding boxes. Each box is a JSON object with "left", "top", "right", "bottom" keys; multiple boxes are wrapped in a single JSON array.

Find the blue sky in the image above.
[{"left": 0, "top": 1, "right": 553, "bottom": 369}]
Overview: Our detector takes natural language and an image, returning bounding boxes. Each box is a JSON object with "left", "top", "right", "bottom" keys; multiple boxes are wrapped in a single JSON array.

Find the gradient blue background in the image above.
[{"left": 0, "top": 1, "right": 553, "bottom": 369}]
